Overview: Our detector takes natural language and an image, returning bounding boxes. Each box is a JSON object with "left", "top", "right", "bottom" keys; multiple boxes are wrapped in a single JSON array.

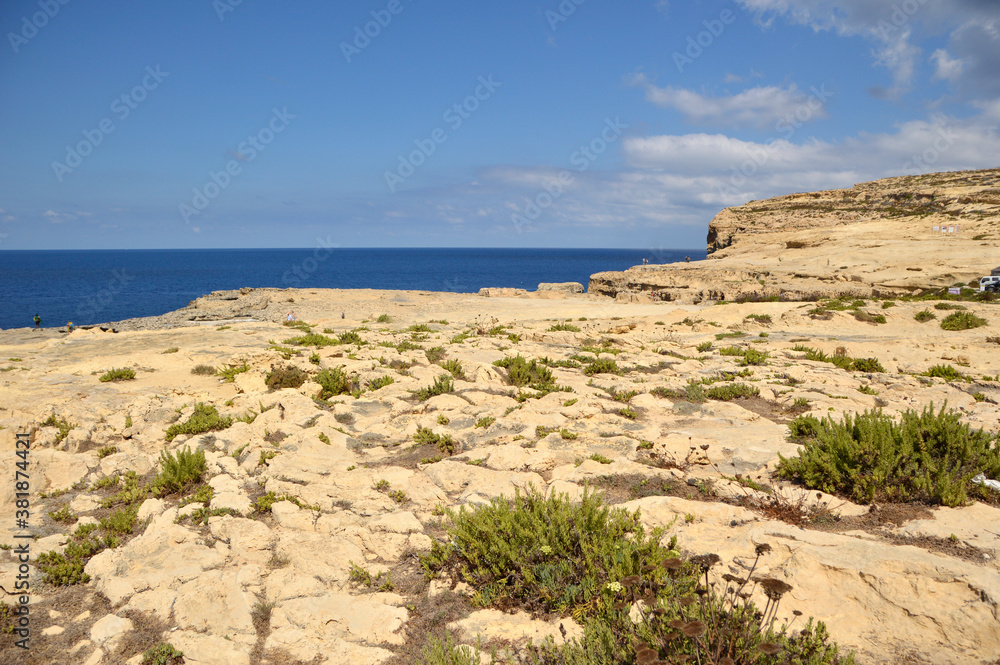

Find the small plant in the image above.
[
  {"left": 363, "top": 374, "right": 393, "bottom": 392},
  {"left": 589, "top": 453, "right": 613, "bottom": 464},
  {"left": 744, "top": 313, "right": 772, "bottom": 324},
  {"left": 705, "top": 383, "right": 760, "bottom": 401},
  {"left": 440, "top": 359, "right": 464, "bottom": 380},
  {"left": 924, "top": 364, "right": 965, "bottom": 382},
  {"left": 47, "top": 505, "right": 77, "bottom": 524},
  {"left": 309, "top": 352, "right": 321, "bottom": 364},
  {"left": 857, "top": 385, "right": 879, "bottom": 395},
  {"left": 777, "top": 404, "right": 1000, "bottom": 506},
  {"left": 41, "top": 414, "right": 75, "bottom": 444},
  {"left": 376, "top": 314, "right": 392, "bottom": 323},
  {"left": 563, "top": 398, "right": 578, "bottom": 407},
  {"left": 284, "top": 332, "right": 339, "bottom": 348},
  {"left": 217, "top": 362, "right": 250, "bottom": 382},
  {"left": 164, "top": 403, "right": 233, "bottom": 441},
  {"left": 99, "top": 367, "right": 136, "bottom": 382},
  {"left": 191, "top": 364, "right": 216, "bottom": 376},
  {"left": 141, "top": 642, "right": 184, "bottom": 665},
  {"left": 413, "top": 375, "right": 455, "bottom": 401},
  {"left": 618, "top": 407, "right": 638, "bottom": 419},
  {"left": 548, "top": 322, "right": 581, "bottom": 332},
  {"left": 437, "top": 414, "right": 450, "bottom": 425},
  {"left": 96, "top": 446, "right": 118, "bottom": 459},
  {"left": 559, "top": 428, "right": 578, "bottom": 440},
  {"left": 414, "top": 427, "right": 456, "bottom": 454},
  {"left": 793, "top": 397, "right": 810, "bottom": 407},
  {"left": 259, "top": 450, "right": 278, "bottom": 466},
  {"left": 941, "top": 311, "right": 988, "bottom": 331},
  {"left": 318, "top": 432, "right": 331, "bottom": 445},
  {"left": 152, "top": 446, "right": 207, "bottom": 495},
  {"left": 425, "top": 346, "right": 447, "bottom": 363},
  {"left": 162, "top": 347, "right": 180, "bottom": 354},
  {"left": 475, "top": 416, "right": 495, "bottom": 429},
  {"left": 266, "top": 365, "right": 309, "bottom": 390},
  {"left": 316, "top": 366, "right": 357, "bottom": 399},
  {"left": 583, "top": 357, "right": 621, "bottom": 376},
  {"left": 696, "top": 341, "right": 712, "bottom": 352}
]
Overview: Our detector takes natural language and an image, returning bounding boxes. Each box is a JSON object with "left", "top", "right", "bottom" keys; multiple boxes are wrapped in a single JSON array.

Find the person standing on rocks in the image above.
[{"left": 33, "top": 313, "right": 41, "bottom": 329}]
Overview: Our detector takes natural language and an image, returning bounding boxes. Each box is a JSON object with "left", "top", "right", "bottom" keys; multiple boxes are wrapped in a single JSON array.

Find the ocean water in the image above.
[{"left": 0, "top": 248, "right": 704, "bottom": 330}]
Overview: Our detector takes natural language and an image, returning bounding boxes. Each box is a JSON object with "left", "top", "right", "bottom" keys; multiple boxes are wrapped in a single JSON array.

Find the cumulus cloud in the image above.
[
  {"left": 629, "top": 75, "right": 828, "bottom": 129},
  {"left": 931, "top": 49, "right": 964, "bottom": 82},
  {"left": 736, "top": 0, "right": 1000, "bottom": 100}
]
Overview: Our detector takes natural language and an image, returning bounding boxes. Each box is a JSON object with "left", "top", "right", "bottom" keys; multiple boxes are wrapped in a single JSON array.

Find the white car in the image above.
[{"left": 980, "top": 275, "right": 1000, "bottom": 292}]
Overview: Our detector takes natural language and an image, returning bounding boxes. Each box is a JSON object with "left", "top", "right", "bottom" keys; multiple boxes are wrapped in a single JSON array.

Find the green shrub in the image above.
[
  {"left": 191, "top": 364, "right": 216, "bottom": 376},
  {"left": 695, "top": 341, "right": 712, "bottom": 353},
  {"left": 47, "top": 505, "right": 77, "bottom": 524},
  {"left": 924, "top": 364, "right": 965, "bottom": 382},
  {"left": 266, "top": 365, "right": 308, "bottom": 390},
  {"left": 589, "top": 453, "right": 613, "bottom": 464},
  {"left": 413, "top": 375, "right": 455, "bottom": 401},
  {"left": 96, "top": 445, "right": 118, "bottom": 459},
  {"left": 425, "top": 346, "right": 447, "bottom": 363},
  {"left": 162, "top": 347, "right": 180, "bottom": 354},
  {"left": 738, "top": 348, "right": 769, "bottom": 366},
  {"left": 934, "top": 302, "right": 967, "bottom": 311},
  {"left": 152, "top": 446, "right": 207, "bottom": 495},
  {"left": 777, "top": 405, "right": 1000, "bottom": 506},
  {"left": 164, "top": 403, "right": 233, "bottom": 441},
  {"left": 583, "top": 357, "right": 621, "bottom": 376},
  {"left": 744, "top": 314, "right": 772, "bottom": 324},
  {"left": 494, "top": 354, "right": 555, "bottom": 388},
  {"left": 914, "top": 310, "right": 936, "bottom": 322},
  {"left": 141, "top": 642, "right": 184, "bottom": 665},
  {"left": 309, "top": 352, "right": 321, "bottom": 365},
  {"left": 339, "top": 331, "right": 364, "bottom": 345},
  {"left": 422, "top": 488, "right": 682, "bottom": 615},
  {"left": 475, "top": 416, "right": 495, "bottom": 429},
  {"left": 705, "top": 383, "right": 760, "bottom": 401},
  {"left": 548, "top": 323, "right": 581, "bottom": 332},
  {"left": 217, "top": 362, "right": 250, "bottom": 382},
  {"left": 440, "top": 359, "right": 464, "bottom": 380},
  {"left": 284, "top": 332, "right": 338, "bottom": 348},
  {"left": 99, "top": 367, "right": 135, "bottom": 382},
  {"left": 316, "top": 367, "right": 356, "bottom": 399},
  {"left": 941, "top": 311, "right": 988, "bottom": 331},
  {"left": 851, "top": 357, "right": 885, "bottom": 373},
  {"left": 421, "top": 488, "right": 851, "bottom": 665},
  {"left": 368, "top": 375, "right": 395, "bottom": 391},
  {"left": 414, "top": 427, "right": 456, "bottom": 454},
  {"left": 376, "top": 314, "right": 392, "bottom": 323},
  {"left": 40, "top": 414, "right": 75, "bottom": 444}
]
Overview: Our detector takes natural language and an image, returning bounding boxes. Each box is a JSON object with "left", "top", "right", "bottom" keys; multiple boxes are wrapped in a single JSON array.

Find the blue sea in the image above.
[{"left": 0, "top": 248, "right": 704, "bottom": 330}]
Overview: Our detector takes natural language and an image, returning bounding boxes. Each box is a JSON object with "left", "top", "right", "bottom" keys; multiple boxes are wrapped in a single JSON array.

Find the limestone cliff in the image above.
[{"left": 591, "top": 168, "right": 1000, "bottom": 302}]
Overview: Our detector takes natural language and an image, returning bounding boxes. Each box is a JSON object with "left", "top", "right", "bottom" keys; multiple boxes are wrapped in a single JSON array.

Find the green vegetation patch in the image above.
[
  {"left": 164, "top": 403, "right": 233, "bottom": 441},
  {"left": 419, "top": 488, "right": 852, "bottom": 665},
  {"left": 99, "top": 367, "right": 136, "bottom": 382},
  {"left": 316, "top": 366, "right": 357, "bottom": 399},
  {"left": 413, "top": 375, "right": 455, "bottom": 401},
  {"left": 940, "top": 311, "right": 988, "bottom": 331},
  {"left": 778, "top": 405, "right": 1000, "bottom": 506},
  {"left": 793, "top": 346, "right": 884, "bottom": 373},
  {"left": 265, "top": 365, "right": 309, "bottom": 390},
  {"left": 283, "top": 332, "right": 339, "bottom": 348}
]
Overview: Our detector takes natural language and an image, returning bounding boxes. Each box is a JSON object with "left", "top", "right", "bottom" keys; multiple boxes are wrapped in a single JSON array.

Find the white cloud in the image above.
[
  {"left": 931, "top": 49, "right": 964, "bottom": 82},
  {"left": 630, "top": 75, "right": 827, "bottom": 128}
]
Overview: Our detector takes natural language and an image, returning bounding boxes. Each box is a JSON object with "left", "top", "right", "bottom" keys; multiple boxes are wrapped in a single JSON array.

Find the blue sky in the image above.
[{"left": 1, "top": 0, "right": 997, "bottom": 250}]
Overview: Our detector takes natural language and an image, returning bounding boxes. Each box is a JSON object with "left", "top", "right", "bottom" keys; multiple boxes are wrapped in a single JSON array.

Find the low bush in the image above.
[
  {"left": 40, "top": 414, "right": 75, "bottom": 444},
  {"left": 695, "top": 341, "right": 712, "bottom": 353},
  {"left": 941, "top": 311, "right": 988, "bottom": 331},
  {"left": 584, "top": 357, "right": 621, "bottom": 376},
  {"left": 923, "top": 364, "right": 965, "bottom": 382},
  {"left": 284, "top": 332, "right": 339, "bottom": 348},
  {"left": 494, "top": 354, "right": 555, "bottom": 388},
  {"left": 152, "top": 446, "right": 207, "bottom": 495},
  {"left": 413, "top": 375, "right": 455, "bottom": 401},
  {"left": 191, "top": 364, "right": 216, "bottom": 376},
  {"left": 420, "top": 488, "right": 852, "bottom": 665},
  {"left": 777, "top": 404, "right": 1000, "bottom": 506},
  {"left": 142, "top": 642, "right": 184, "bottom": 665},
  {"left": 706, "top": 383, "right": 760, "bottom": 401},
  {"left": 548, "top": 322, "right": 581, "bottom": 332},
  {"left": 414, "top": 427, "right": 457, "bottom": 455},
  {"left": 164, "top": 403, "right": 233, "bottom": 441},
  {"left": 217, "top": 362, "right": 250, "bottom": 382},
  {"left": 99, "top": 367, "right": 135, "bottom": 382},
  {"left": 368, "top": 375, "right": 395, "bottom": 391},
  {"left": 316, "top": 366, "right": 356, "bottom": 399},
  {"left": 266, "top": 365, "right": 308, "bottom": 390}
]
